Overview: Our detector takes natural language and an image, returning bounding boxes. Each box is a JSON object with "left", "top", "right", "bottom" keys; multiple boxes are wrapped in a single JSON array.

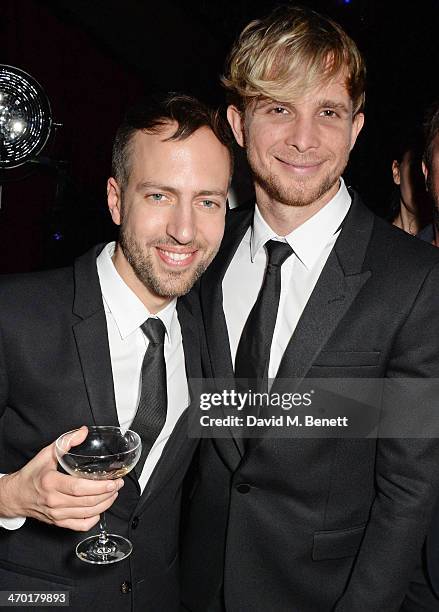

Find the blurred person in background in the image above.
[
  {"left": 404, "top": 100, "right": 439, "bottom": 611},
  {"left": 388, "top": 129, "right": 431, "bottom": 235},
  {"left": 418, "top": 101, "right": 439, "bottom": 246}
]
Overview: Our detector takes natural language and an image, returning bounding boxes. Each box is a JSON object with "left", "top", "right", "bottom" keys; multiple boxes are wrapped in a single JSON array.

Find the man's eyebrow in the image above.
[
  {"left": 136, "top": 181, "right": 178, "bottom": 194},
  {"left": 196, "top": 189, "right": 228, "bottom": 198},
  {"left": 317, "top": 99, "right": 351, "bottom": 113},
  {"left": 136, "top": 181, "right": 227, "bottom": 198},
  {"left": 255, "top": 98, "right": 284, "bottom": 109}
]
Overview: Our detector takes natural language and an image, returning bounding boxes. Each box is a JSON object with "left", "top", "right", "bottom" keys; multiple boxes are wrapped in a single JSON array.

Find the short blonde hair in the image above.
[{"left": 222, "top": 6, "right": 366, "bottom": 116}]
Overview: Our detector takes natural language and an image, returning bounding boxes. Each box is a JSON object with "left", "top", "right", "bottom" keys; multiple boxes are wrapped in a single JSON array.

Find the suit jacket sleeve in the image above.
[
  {"left": 335, "top": 261, "right": 439, "bottom": 611},
  {"left": 0, "top": 307, "right": 26, "bottom": 529}
]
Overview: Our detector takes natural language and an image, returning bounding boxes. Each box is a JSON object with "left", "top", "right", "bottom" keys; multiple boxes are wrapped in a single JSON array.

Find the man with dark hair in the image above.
[
  {"left": 181, "top": 7, "right": 439, "bottom": 612},
  {"left": 0, "top": 93, "right": 232, "bottom": 611},
  {"left": 388, "top": 128, "right": 431, "bottom": 234}
]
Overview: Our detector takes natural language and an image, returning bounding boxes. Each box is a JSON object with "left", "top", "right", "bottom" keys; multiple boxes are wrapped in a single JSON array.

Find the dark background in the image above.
[{"left": 1, "top": 0, "right": 439, "bottom": 272}]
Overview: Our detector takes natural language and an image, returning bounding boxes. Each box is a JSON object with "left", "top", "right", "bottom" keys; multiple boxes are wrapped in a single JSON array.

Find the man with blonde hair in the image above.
[{"left": 181, "top": 6, "right": 439, "bottom": 612}]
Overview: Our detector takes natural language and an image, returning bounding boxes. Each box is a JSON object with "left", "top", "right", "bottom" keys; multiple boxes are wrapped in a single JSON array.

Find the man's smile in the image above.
[{"left": 155, "top": 246, "right": 198, "bottom": 268}]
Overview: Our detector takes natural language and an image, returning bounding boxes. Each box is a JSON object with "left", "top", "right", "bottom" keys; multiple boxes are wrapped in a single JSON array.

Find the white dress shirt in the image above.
[
  {"left": 223, "top": 179, "right": 351, "bottom": 378},
  {"left": 0, "top": 242, "right": 189, "bottom": 529}
]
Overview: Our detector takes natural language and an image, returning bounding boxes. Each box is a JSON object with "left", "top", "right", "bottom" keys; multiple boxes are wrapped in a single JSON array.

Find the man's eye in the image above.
[
  {"left": 320, "top": 109, "right": 337, "bottom": 118},
  {"left": 201, "top": 200, "right": 216, "bottom": 209},
  {"left": 150, "top": 193, "right": 165, "bottom": 201},
  {"left": 271, "top": 106, "right": 288, "bottom": 115}
]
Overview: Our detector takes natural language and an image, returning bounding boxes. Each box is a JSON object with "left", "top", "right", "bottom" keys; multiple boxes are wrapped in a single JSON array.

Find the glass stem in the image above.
[{"left": 98, "top": 512, "right": 109, "bottom": 545}]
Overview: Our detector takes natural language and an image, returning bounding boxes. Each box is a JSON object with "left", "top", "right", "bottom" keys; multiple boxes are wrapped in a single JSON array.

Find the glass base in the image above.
[{"left": 76, "top": 534, "right": 133, "bottom": 565}]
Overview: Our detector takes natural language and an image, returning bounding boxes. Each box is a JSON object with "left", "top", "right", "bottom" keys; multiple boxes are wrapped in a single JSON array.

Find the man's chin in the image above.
[
  {"left": 262, "top": 184, "right": 321, "bottom": 208},
  {"left": 148, "top": 267, "right": 203, "bottom": 299},
  {"left": 262, "top": 176, "right": 338, "bottom": 208}
]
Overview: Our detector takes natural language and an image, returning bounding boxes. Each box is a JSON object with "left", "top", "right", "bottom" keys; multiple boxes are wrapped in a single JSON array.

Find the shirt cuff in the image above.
[
  {"left": 0, "top": 516, "right": 26, "bottom": 530},
  {"left": 0, "top": 473, "right": 26, "bottom": 529}
]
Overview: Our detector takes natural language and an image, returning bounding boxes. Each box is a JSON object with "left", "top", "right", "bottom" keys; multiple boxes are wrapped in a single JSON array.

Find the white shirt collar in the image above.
[
  {"left": 96, "top": 242, "right": 176, "bottom": 341},
  {"left": 250, "top": 178, "right": 351, "bottom": 270}
]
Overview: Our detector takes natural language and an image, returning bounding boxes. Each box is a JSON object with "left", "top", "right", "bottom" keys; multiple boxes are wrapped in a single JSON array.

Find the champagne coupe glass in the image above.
[{"left": 55, "top": 426, "right": 141, "bottom": 565}]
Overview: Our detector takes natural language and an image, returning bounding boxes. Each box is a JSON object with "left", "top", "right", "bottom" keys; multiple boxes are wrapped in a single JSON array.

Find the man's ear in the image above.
[
  {"left": 422, "top": 160, "right": 429, "bottom": 190},
  {"left": 350, "top": 112, "right": 364, "bottom": 151},
  {"left": 107, "top": 177, "right": 122, "bottom": 226},
  {"left": 227, "top": 105, "right": 245, "bottom": 148},
  {"left": 392, "top": 160, "right": 401, "bottom": 185}
]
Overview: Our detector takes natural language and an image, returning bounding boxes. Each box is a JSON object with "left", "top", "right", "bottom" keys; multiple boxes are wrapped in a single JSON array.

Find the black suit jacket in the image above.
[
  {"left": 0, "top": 245, "right": 202, "bottom": 612},
  {"left": 180, "top": 192, "right": 439, "bottom": 612}
]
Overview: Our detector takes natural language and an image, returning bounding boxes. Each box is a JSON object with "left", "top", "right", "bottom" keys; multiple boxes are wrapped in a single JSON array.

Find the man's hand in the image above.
[{"left": 0, "top": 426, "right": 124, "bottom": 532}]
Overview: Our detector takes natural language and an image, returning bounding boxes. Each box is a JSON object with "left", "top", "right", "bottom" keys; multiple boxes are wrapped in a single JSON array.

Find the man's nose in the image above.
[
  {"left": 166, "top": 202, "right": 196, "bottom": 245},
  {"left": 285, "top": 115, "right": 319, "bottom": 153}
]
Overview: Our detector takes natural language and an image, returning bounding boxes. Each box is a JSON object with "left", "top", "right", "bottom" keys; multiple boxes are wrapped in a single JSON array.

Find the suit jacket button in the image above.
[
  {"left": 131, "top": 516, "right": 139, "bottom": 530},
  {"left": 236, "top": 484, "right": 251, "bottom": 494},
  {"left": 120, "top": 581, "right": 131, "bottom": 594}
]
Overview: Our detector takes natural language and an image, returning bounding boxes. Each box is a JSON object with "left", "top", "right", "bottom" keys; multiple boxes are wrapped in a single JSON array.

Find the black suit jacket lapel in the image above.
[
  {"left": 246, "top": 193, "right": 374, "bottom": 452},
  {"left": 72, "top": 245, "right": 144, "bottom": 494},
  {"left": 72, "top": 245, "right": 119, "bottom": 427},
  {"left": 200, "top": 204, "right": 254, "bottom": 468},
  {"left": 277, "top": 208, "right": 373, "bottom": 380},
  {"left": 201, "top": 204, "right": 254, "bottom": 379},
  {"left": 177, "top": 297, "right": 202, "bottom": 379},
  {"left": 278, "top": 193, "right": 374, "bottom": 378}
]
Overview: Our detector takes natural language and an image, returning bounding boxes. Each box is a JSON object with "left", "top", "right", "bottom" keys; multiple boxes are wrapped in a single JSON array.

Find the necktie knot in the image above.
[
  {"left": 265, "top": 240, "right": 293, "bottom": 267},
  {"left": 141, "top": 318, "right": 166, "bottom": 346}
]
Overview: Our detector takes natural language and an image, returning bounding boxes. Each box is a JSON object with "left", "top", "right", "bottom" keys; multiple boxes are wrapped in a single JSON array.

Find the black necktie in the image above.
[
  {"left": 234, "top": 240, "right": 293, "bottom": 390},
  {"left": 130, "top": 318, "right": 167, "bottom": 478}
]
